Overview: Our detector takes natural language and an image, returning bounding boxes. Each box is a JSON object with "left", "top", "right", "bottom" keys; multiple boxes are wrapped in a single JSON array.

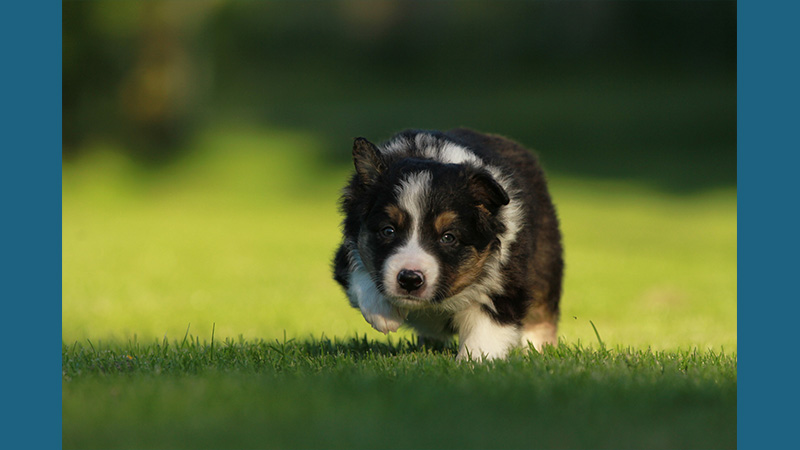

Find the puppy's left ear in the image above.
[
  {"left": 468, "top": 170, "right": 510, "bottom": 212},
  {"left": 352, "top": 137, "right": 386, "bottom": 187}
]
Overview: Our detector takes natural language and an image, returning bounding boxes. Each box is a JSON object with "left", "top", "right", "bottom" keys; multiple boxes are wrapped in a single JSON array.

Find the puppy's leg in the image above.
[
  {"left": 405, "top": 310, "right": 455, "bottom": 351},
  {"left": 348, "top": 267, "right": 406, "bottom": 334},
  {"left": 520, "top": 303, "right": 558, "bottom": 352},
  {"left": 453, "top": 303, "right": 520, "bottom": 360}
]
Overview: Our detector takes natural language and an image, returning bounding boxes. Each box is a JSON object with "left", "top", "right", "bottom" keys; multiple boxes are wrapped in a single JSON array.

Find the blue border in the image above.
[
  {"left": 3, "top": 2, "right": 62, "bottom": 448},
  {"left": 24, "top": 1, "right": 791, "bottom": 448},
  {"left": 738, "top": 1, "right": 797, "bottom": 449}
]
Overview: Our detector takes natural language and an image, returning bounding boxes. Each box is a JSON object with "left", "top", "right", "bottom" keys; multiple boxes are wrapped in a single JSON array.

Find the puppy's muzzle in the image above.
[{"left": 397, "top": 269, "right": 425, "bottom": 293}]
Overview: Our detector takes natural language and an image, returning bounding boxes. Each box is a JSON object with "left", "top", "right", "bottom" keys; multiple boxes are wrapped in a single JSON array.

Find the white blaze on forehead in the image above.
[
  {"left": 383, "top": 170, "right": 439, "bottom": 300},
  {"left": 394, "top": 170, "right": 432, "bottom": 228}
]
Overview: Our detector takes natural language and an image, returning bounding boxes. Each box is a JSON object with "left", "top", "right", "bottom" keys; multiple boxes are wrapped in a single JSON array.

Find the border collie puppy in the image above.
[{"left": 333, "top": 128, "right": 563, "bottom": 360}]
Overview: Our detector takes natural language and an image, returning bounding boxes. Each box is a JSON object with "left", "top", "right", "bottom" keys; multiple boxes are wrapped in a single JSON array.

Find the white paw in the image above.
[
  {"left": 452, "top": 303, "right": 521, "bottom": 360},
  {"left": 348, "top": 266, "right": 407, "bottom": 334},
  {"left": 362, "top": 303, "right": 406, "bottom": 334}
]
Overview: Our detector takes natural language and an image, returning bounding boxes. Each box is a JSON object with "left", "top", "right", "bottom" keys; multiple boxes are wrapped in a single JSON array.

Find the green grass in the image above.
[
  {"left": 62, "top": 336, "right": 736, "bottom": 449},
  {"left": 62, "top": 126, "right": 737, "bottom": 448}
]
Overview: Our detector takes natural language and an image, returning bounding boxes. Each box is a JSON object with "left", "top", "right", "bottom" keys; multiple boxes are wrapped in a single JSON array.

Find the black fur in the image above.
[{"left": 333, "top": 128, "right": 563, "bottom": 348}]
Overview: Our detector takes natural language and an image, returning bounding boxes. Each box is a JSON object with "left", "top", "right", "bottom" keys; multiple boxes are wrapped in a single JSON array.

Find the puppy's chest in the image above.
[{"left": 405, "top": 309, "right": 457, "bottom": 340}]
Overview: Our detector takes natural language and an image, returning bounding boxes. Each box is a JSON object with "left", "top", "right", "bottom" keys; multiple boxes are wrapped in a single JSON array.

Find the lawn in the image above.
[
  {"left": 62, "top": 126, "right": 737, "bottom": 449},
  {"left": 62, "top": 337, "right": 736, "bottom": 449}
]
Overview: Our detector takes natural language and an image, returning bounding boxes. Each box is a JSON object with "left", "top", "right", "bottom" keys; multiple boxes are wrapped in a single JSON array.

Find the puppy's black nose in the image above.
[{"left": 397, "top": 269, "right": 425, "bottom": 292}]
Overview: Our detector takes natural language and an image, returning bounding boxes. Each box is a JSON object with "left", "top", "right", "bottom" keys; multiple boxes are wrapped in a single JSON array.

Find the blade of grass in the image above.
[{"left": 590, "top": 320, "right": 606, "bottom": 351}]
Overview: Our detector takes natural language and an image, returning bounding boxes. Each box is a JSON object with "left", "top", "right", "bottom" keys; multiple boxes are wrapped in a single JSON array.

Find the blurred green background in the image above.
[{"left": 62, "top": 0, "right": 736, "bottom": 351}]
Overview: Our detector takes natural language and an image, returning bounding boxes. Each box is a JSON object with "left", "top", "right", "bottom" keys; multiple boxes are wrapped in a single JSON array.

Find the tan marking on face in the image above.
[
  {"left": 434, "top": 211, "right": 458, "bottom": 235},
  {"left": 449, "top": 246, "right": 493, "bottom": 295},
  {"left": 385, "top": 204, "right": 406, "bottom": 229}
]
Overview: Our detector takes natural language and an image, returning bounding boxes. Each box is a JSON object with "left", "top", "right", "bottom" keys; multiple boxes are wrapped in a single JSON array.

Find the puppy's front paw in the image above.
[
  {"left": 361, "top": 303, "right": 406, "bottom": 334},
  {"left": 347, "top": 267, "right": 407, "bottom": 334}
]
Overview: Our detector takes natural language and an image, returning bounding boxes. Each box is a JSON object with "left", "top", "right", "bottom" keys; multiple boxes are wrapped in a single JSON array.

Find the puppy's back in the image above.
[{"left": 444, "top": 128, "right": 563, "bottom": 327}]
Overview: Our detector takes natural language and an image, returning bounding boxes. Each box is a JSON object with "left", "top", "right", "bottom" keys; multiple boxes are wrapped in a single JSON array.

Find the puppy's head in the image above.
[{"left": 351, "top": 137, "right": 509, "bottom": 308}]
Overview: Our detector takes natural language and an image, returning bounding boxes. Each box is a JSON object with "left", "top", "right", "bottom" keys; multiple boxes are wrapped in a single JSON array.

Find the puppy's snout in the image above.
[{"left": 397, "top": 269, "right": 425, "bottom": 292}]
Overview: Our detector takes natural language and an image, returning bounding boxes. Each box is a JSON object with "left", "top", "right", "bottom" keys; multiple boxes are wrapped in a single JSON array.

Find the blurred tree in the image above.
[
  {"left": 117, "top": 2, "right": 212, "bottom": 162},
  {"left": 63, "top": 0, "right": 217, "bottom": 163},
  {"left": 63, "top": 0, "right": 735, "bottom": 190}
]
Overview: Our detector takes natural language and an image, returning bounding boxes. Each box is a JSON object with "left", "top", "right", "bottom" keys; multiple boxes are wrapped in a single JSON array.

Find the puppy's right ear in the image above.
[{"left": 353, "top": 137, "right": 385, "bottom": 187}]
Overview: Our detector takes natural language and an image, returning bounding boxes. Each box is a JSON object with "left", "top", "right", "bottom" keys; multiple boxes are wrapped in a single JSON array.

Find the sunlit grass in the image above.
[
  {"left": 62, "top": 126, "right": 736, "bottom": 449},
  {"left": 62, "top": 337, "right": 736, "bottom": 449},
  {"left": 62, "top": 126, "right": 736, "bottom": 352}
]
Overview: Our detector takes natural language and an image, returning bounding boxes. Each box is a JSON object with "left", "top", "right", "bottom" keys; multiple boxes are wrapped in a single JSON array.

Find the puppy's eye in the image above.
[
  {"left": 440, "top": 232, "right": 457, "bottom": 245},
  {"left": 380, "top": 226, "right": 396, "bottom": 238}
]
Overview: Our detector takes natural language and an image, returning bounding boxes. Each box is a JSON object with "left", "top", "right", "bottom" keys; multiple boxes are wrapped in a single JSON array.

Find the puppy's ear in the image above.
[
  {"left": 468, "top": 170, "right": 510, "bottom": 212},
  {"left": 353, "top": 137, "right": 386, "bottom": 187}
]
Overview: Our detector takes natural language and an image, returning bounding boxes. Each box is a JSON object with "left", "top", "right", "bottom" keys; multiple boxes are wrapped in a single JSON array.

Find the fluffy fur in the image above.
[{"left": 333, "top": 128, "right": 563, "bottom": 360}]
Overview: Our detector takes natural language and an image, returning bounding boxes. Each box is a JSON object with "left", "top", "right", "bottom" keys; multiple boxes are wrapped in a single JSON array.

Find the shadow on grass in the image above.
[{"left": 63, "top": 333, "right": 737, "bottom": 450}]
